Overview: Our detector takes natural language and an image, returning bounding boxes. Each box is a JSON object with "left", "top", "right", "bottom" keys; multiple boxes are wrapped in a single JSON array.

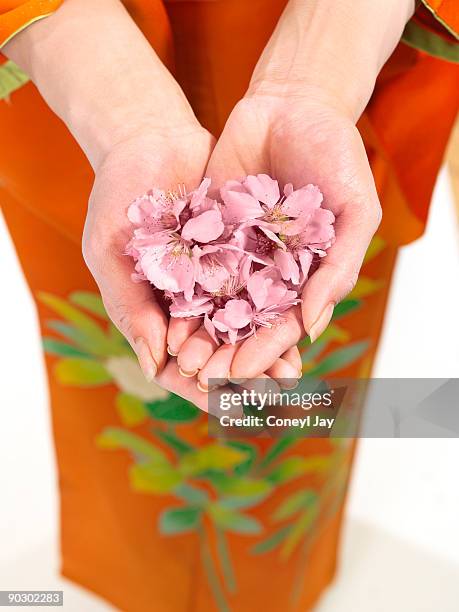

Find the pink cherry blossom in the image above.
[
  {"left": 192, "top": 244, "right": 241, "bottom": 293},
  {"left": 127, "top": 188, "right": 187, "bottom": 233},
  {"left": 181, "top": 208, "right": 224, "bottom": 242},
  {"left": 205, "top": 268, "right": 300, "bottom": 344},
  {"left": 126, "top": 175, "right": 334, "bottom": 344},
  {"left": 212, "top": 299, "right": 254, "bottom": 345},
  {"left": 276, "top": 207, "right": 336, "bottom": 284},
  {"left": 169, "top": 292, "right": 213, "bottom": 318},
  {"left": 133, "top": 232, "right": 195, "bottom": 300}
]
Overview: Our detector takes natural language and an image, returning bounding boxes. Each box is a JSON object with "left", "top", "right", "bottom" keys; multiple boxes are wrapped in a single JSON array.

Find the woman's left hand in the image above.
[{"left": 188, "top": 88, "right": 382, "bottom": 381}]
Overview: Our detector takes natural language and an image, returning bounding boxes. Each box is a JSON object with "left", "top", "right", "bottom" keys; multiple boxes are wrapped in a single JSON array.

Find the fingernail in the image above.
[
  {"left": 309, "top": 303, "right": 334, "bottom": 343},
  {"left": 228, "top": 377, "right": 248, "bottom": 385},
  {"left": 197, "top": 381, "right": 217, "bottom": 393},
  {"left": 167, "top": 346, "right": 178, "bottom": 357},
  {"left": 134, "top": 337, "right": 157, "bottom": 382},
  {"left": 280, "top": 380, "right": 299, "bottom": 390},
  {"left": 178, "top": 366, "right": 199, "bottom": 378}
]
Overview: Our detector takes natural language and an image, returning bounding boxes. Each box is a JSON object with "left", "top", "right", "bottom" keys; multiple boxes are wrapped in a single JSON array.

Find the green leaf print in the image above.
[
  {"left": 272, "top": 490, "right": 318, "bottom": 522},
  {"left": 179, "top": 443, "right": 250, "bottom": 476},
  {"left": 363, "top": 235, "right": 385, "bottom": 264},
  {"left": 208, "top": 504, "right": 262, "bottom": 535},
  {"left": 54, "top": 357, "right": 112, "bottom": 386},
  {"left": 217, "top": 476, "right": 272, "bottom": 498},
  {"left": 305, "top": 340, "right": 369, "bottom": 377},
  {"left": 332, "top": 299, "right": 361, "bottom": 320},
  {"left": 300, "top": 338, "right": 328, "bottom": 364},
  {"left": 159, "top": 506, "right": 202, "bottom": 534},
  {"left": 116, "top": 393, "right": 148, "bottom": 426},
  {"left": 39, "top": 292, "right": 119, "bottom": 356},
  {"left": 260, "top": 435, "right": 298, "bottom": 468},
  {"left": 69, "top": 291, "right": 108, "bottom": 319},
  {"left": 226, "top": 440, "right": 258, "bottom": 476},
  {"left": 281, "top": 505, "right": 319, "bottom": 559},
  {"left": 39, "top": 292, "right": 129, "bottom": 356},
  {"left": 0, "top": 61, "right": 29, "bottom": 101},
  {"left": 174, "top": 484, "right": 209, "bottom": 506},
  {"left": 266, "top": 456, "right": 331, "bottom": 485},
  {"left": 219, "top": 497, "right": 264, "bottom": 511},
  {"left": 154, "top": 430, "right": 193, "bottom": 455},
  {"left": 251, "top": 525, "right": 292, "bottom": 555},
  {"left": 145, "top": 394, "right": 199, "bottom": 422},
  {"left": 42, "top": 338, "right": 90, "bottom": 358},
  {"left": 348, "top": 276, "right": 384, "bottom": 299},
  {"left": 46, "top": 320, "right": 103, "bottom": 354},
  {"left": 97, "top": 428, "right": 169, "bottom": 463},
  {"left": 129, "top": 463, "right": 182, "bottom": 494}
]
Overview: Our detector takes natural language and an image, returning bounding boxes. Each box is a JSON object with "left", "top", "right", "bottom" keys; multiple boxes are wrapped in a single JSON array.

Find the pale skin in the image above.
[{"left": 4, "top": 0, "right": 415, "bottom": 407}]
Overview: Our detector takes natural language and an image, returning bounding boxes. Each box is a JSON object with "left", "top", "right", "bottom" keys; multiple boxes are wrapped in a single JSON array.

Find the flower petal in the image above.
[
  {"left": 247, "top": 267, "right": 290, "bottom": 310},
  {"left": 282, "top": 184, "right": 323, "bottom": 217},
  {"left": 190, "top": 178, "right": 211, "bottom": 209},
  {"left": 299, "top": 208, "right": 335, "bottom": 244},
  {"left": 181, "top": 209, "right": 225, "bottom": 242},
  {"left": 221, "top": 190, "right": 264, "bottom": 224},
  {"left": 274, "top": 249, "right": 300, "bottom": 285},
  {"left": 244, "top": 174, "right": 280, "bottom": 207}
]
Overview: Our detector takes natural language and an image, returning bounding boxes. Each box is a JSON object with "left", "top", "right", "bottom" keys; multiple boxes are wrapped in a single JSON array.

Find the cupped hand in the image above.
[
  {"left": 200, "top": 88, "right": 382, "bottom": 380},
  {"left": 82, "top": 123, "right": 215, "bottom": 381}
]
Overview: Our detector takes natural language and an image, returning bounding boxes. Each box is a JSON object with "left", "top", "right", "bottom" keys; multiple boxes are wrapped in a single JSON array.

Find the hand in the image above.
[
  {"left": 202, "top": 89, "right": 382, "bottom": 380},
  {"left": 82, "top": 123, "right": 215, "bottom": 380}
]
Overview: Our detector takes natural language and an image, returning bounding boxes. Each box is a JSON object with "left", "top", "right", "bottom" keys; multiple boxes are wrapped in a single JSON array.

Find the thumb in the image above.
[
  {"left": 302, "top": 198, "right": 381, "bottom": 342},
  {"left": 83, "top": 240, "right": 168, "bottom": 380}
]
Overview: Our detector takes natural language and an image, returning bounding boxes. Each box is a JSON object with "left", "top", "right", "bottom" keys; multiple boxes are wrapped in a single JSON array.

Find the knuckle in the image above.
[
  {"left": 324, "top": 260, "right": 359, "bottom": 299},
  {"left": 116, "top": 307, "right": 135, "bottom": 339},
  {"left": 105, "top": 299, "right": 135, "bottom": 341},
  {"left": 340, "top": 271, "right": 359, "bottom": 299}
]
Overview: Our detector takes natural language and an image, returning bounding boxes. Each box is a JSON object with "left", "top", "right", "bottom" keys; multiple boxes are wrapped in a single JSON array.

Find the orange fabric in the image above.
[
  {"left": 0, "top": 0, "right": 63, "bottom": 47},
  {"left": 422, "top": 0, "right": 459, "bottom": 34},
  {"left": 414, "top": 4, "right": 458, "bottom": 41},
  {"left": 365, "top": 46, "right": 459, "bottom": 243},
  {"left": 0, "top": 1, "right": 458, "bottom": 611}
]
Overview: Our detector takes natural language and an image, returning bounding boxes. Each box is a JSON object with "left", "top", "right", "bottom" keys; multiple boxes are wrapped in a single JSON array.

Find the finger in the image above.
[
  {"left": 198, "top": 345, "right": 301, "bottom": 392},
  {"left": 230, "top": 307, "right": 304, "bottom": 380},
  {"left": 301, "top": 198, "right": 381, "bottom": 342},
  {"left": 167, "top": 317, "right": 202, "bottom": 356},
  {"left": 197, "top": 342, "right": 239, "bottom": 391},
  {"left": 280, "top": 346, "right": 302, "bottom": 375},
  {"left": 83, "top": 238, "right": 168, "bottom": 378},
  {"left": 155, "top": 359, "right": 240, "bottom": 416},
  {"left": 236, "top": 373, "right": 281, "bottom": 395},
  {"left": 177, "top": 325, "right": 219, "bottom": 377},
  {"left": 265, "top": 358, "right": 301, "bottom": 389}
]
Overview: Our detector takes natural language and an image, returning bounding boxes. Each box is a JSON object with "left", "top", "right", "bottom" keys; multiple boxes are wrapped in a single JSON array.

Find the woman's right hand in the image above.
[{"left": 82, "top": 123, "right": 215, "bottom": 383}]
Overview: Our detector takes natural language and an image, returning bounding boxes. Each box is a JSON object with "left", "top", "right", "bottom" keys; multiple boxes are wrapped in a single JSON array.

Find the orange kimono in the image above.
[{"left": 0, "top": 2, "right": 458, "bottom": 611}]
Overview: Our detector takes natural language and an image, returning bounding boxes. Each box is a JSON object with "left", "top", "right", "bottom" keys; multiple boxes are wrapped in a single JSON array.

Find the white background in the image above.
[{"left": 0, "top": 168, "right": 458, "bottom": 611}]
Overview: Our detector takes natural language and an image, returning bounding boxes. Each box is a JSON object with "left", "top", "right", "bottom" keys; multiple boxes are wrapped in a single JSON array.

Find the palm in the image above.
[{"left": 207, "top": 95, "right": 373, "bottom": 216}]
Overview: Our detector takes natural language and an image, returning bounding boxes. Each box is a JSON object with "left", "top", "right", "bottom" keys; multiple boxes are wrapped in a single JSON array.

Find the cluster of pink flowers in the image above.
[{"left": 126, "top": 174, "right": 335, "bottom": 344}]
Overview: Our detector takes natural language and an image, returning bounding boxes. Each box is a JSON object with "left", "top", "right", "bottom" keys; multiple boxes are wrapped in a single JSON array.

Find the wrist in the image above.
[
  {"left": 248, "top": 0, "right": 415, "bottom": 123},
  {"left": 245, "top": 78, "right": 362, "bottom": 124},
  {"left": 67, "top": 84, "right": 200, "bottom": 172}
]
